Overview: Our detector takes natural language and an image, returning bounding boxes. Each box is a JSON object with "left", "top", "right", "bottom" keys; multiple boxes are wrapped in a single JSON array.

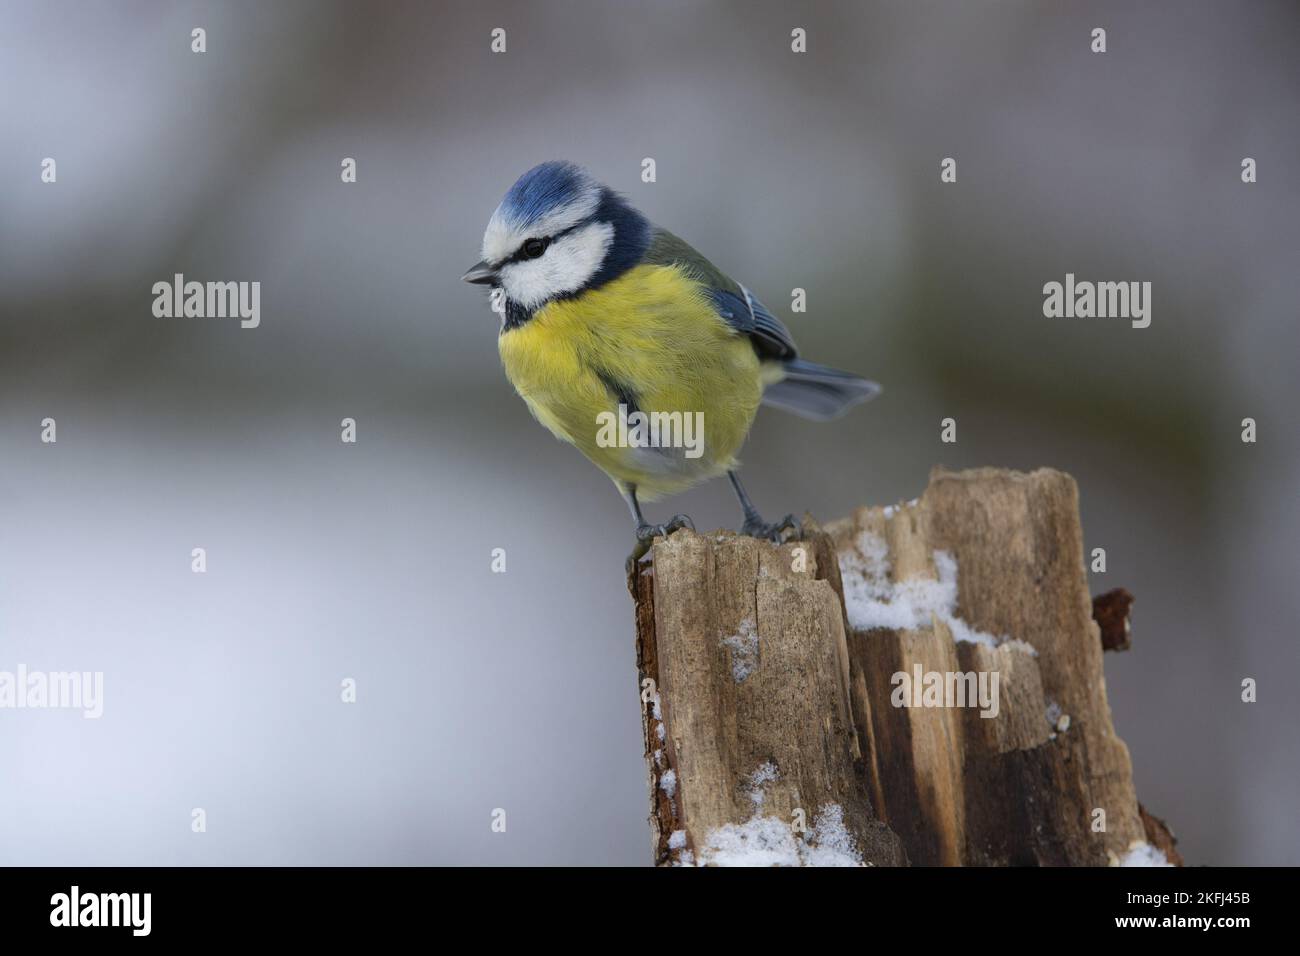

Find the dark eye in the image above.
[{"left": 522, "top": 237, "right": 548, "bottom": 259}]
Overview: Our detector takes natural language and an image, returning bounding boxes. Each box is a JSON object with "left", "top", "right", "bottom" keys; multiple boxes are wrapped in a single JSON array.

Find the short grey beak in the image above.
[{"left": 461, "top": 260, "right": 498, "bottom": 285}]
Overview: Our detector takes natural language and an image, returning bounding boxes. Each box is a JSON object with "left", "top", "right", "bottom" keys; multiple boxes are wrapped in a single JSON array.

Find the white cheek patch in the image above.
[{"left": 499, "top": 221, "right": 615, "bottom": 310}]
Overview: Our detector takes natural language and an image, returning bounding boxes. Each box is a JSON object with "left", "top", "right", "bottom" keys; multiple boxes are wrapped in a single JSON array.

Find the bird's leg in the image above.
[
  {"left": 623, "top": 484, "right": 694, "bottom": 570},
  {"left": 728, "top": 471, "right": 801, "bottom": 543}
]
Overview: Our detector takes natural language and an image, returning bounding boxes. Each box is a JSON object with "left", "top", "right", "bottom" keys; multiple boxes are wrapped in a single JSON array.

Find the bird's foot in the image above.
[
  {"left": 626, "top": 515, "right": 696, "bottom": 573},
  {"left": 636, "top": 514, "right": 695, "bottom": 542},
  {"left": 740, "top": 513, "right": 802, "bottom": 544}
]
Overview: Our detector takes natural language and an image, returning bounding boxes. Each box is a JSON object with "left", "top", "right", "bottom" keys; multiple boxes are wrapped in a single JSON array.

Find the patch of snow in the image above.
[
  {"left": 1116, "top": 842, "right": 1173, "bottom": 867},
  {"left": 720, "top": 618, "right": 759, "bottom": 681},
  {"left": 696, "top": 815, "right": 802, "bottom": 867},
  {"left": 668, "top": 829, "right": 686, "bottom": 850},
  {"left": 838, "top": 532, "right": 1012, "bottom": 650},
  {"left": 944, "top": 614, "right": 999, "bottom": 650},
  {"left": 644, "top": 697, "right": 665, "bottom": 749},
  {"left": 659, "top": 769, "right": 677, "bottom": 799},
  {"left": 800, "top": 804, "right": 865, "bottom": 867},
  {"left": 694, "top": 803, "right": 865, "bottom": 867}
]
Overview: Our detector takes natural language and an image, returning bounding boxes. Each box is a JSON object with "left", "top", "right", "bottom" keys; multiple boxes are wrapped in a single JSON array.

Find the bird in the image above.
[{"left": 463, "top": 161, "right": 879, "bottom": 561}]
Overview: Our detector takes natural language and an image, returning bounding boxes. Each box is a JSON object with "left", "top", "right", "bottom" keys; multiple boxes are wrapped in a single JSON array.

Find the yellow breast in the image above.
[{"left": 498, "top": 263, "right": 764, "bottom": 499}]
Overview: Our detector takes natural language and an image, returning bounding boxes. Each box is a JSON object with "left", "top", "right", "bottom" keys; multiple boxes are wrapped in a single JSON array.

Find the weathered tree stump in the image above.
[{"left": 628, "top": 466, "right": 1177, "bottom": 867}]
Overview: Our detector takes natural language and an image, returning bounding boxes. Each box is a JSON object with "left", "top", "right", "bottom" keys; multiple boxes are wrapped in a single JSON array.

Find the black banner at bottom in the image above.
[{"left": 0, "top": 864, "right": 1283, "bottom": 941}]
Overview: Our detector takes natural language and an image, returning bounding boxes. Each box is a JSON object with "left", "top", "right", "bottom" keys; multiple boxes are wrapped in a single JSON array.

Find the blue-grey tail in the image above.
[{"left": 761, "top": 358, "right": 881, "bottom": 421}]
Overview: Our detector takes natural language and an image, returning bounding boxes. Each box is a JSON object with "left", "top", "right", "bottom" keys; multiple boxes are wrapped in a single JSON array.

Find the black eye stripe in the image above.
[
  {"left": 502, "top": 221, "right": 588, "bottom": 265},
  {"left": 504, "top": 237, "right": 546, "bottom": 264}
]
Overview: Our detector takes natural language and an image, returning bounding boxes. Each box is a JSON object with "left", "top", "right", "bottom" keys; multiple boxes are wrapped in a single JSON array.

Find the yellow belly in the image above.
[{"left": 498, "top": 263, "right": 764, "bottom": 499}]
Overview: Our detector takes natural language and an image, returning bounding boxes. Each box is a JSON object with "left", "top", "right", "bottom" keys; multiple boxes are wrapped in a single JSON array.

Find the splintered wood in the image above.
[{"left": 628, "top": 466, "right": 1162, "bottom": 867}]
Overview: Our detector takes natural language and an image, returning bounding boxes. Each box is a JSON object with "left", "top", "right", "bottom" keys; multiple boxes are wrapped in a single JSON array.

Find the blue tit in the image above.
[{"left": 463, "top": 161, "right": 879, "bottom": 555}]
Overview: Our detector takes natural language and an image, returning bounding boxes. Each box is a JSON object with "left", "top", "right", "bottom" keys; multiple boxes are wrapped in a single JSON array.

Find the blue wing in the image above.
[{"left": 708, "top": 286, "right": 798, "bottom": 361}]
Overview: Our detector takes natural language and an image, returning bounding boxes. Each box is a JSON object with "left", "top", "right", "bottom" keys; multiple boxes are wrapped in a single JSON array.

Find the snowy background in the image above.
[{"left": 1, "top": 0, "right": 1297, "bottom": 865}]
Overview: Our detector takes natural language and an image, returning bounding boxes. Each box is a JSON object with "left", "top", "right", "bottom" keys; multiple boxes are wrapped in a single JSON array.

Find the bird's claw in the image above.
[
  {"left": 636, "top": 514, "right": 695, "bottom": 542},
  {"left": 741, "top": 513, "right": 802, "bottom": 544},
  {"left": 626, "top": 515, "right": 696, "bottom": 573}
]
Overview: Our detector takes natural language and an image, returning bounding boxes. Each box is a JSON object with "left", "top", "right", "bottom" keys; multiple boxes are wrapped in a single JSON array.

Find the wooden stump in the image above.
[{"left": 629, "top": 466, "right": 1171, "bottom": 867}]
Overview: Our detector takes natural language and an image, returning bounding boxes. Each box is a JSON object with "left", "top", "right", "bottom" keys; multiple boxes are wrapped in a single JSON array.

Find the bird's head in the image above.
[{"left": 463, "top": 161, "right": 649, "bottom": 312}]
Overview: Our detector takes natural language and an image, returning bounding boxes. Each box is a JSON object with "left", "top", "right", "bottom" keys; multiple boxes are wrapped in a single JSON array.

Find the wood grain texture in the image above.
[{"left": 629, "top": 530, "right": 905, "bottom": 866}]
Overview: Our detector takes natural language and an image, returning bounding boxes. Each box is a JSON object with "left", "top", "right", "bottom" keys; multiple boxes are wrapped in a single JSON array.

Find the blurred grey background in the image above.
[{"left": 1, "top": 0, "right": 1296, "bottom": 865}]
